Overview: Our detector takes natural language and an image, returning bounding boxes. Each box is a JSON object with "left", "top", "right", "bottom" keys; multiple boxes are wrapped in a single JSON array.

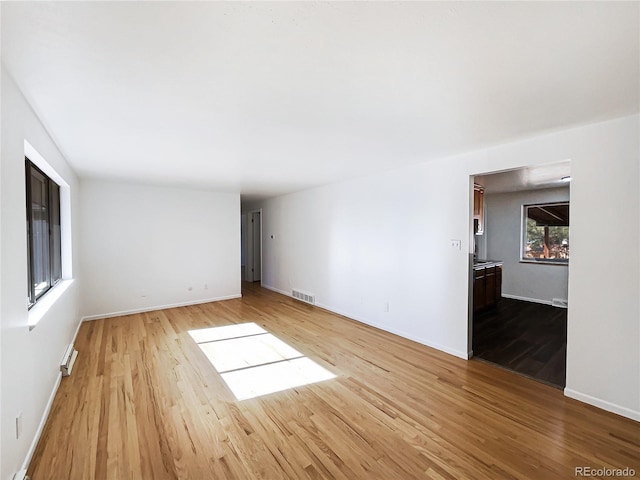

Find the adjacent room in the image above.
[
  {"left": 472, "top": 163, "right": 571, "bottom": 388},
  {"left": 1, "top": 2, "right": 639, "bottom": 480}
]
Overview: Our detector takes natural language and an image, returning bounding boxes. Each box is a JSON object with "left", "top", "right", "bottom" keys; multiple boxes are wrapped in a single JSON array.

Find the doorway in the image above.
[
  {"left": 469, "top": 162, "right": 570, "bottom": 388},
  {"left": 243, "top": 210, "right": 262, "bottom": 283}
]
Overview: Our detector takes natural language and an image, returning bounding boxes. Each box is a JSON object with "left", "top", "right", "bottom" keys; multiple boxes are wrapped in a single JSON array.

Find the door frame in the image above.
[
  {"left": 467, "top": 162, "right": 571, "bottom": 359},
  {"left": 244, "top": 208, "right": 263, "bottom": 284}
]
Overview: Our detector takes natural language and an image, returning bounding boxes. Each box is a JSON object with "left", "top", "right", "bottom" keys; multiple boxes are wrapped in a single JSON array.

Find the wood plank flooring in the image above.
[
  {"left": 473, "top": 298, "right": 567, "bottom": 388},
  {"left": 28, "top": 283, "right": 639, "bottom": 479}
]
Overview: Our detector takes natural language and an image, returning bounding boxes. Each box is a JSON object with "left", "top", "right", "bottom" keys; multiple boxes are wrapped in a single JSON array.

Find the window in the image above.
[
  {"left": 522, "top": 202, "right": 569, "bottom": 264},
  {"left": 26, "top": 158, "right": 62, "bottom": 308}
]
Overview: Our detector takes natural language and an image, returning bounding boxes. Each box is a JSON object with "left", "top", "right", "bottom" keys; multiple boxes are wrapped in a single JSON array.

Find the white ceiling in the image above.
[{"left": 2, "top": 2, "right": 638, "bottom": 201}]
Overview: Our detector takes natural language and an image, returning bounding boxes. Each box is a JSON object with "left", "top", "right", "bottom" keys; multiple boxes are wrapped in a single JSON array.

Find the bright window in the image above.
[
  {"left": 26, "top": 158, "right": 62, "bottom": 307},
  {"left": 522, "top": 202, "right": 569, "bottom": 264},
  {"left": 189, "top": 323, "right": 335, "bottom": 400}
]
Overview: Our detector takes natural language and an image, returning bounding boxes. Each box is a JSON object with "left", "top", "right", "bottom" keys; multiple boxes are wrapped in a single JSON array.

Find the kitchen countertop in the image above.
[{"left": 473, "top": 259, "right": 503, "bottom": 269}]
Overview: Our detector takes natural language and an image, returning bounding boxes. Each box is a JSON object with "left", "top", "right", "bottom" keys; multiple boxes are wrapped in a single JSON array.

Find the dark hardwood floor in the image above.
[{"left": 472, "top": 298, "right": 567, "bottom": 388}]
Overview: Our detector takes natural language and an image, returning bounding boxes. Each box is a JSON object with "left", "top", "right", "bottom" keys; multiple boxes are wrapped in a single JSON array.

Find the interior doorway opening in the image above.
[
  {"left": 242, "top": 210, "right": 262, "bottom": 283},
  {"left": 469, "top": 161, "right": 570, "bottom": 388}
]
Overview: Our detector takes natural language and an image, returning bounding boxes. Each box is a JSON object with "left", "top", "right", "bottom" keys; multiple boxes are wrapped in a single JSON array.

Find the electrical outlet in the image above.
[
  {"left": 15, "top": 412, "right": 22, "bottom": 439},
  {"left": 450, "top": 239, "right": 461, "bottom": 250}
]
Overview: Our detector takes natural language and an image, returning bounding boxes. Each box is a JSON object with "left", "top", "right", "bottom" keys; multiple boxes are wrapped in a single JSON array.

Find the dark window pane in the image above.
[
  {"left": 25, "top": 158, "right": 62, "bottom": 307},
  {"left": 50, "top": 180, "right": 62, "bottom": 283},
  {"left": 30, "top": 168, "right": 50, "bottom": 298},
  {"left": 523, "top": 203, "right": 569, "bottom": 262},
  {"left": 527, "top": 204, "right": 569, "bottom": 227}
]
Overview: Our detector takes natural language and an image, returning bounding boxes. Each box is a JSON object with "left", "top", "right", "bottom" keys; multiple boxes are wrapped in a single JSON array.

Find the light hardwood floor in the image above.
[{"left": 29, "top": 283, "right": 639, "bottom": 479}]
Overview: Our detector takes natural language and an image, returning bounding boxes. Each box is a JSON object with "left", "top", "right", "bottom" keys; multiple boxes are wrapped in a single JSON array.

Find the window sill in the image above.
[
  {"left": 28, "top": 279, "right": 74, "bottom": 331},
  {"left": 520, "top": 260, "right": 569, "bottom": 267}
]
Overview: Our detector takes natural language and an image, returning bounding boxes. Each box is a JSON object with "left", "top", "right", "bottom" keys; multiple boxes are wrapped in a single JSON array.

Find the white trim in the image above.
[
  {"left": 564, "top": 388, "right": 640, "bottom": 422},
  {"left": 262, "top": 284, "right": 469, "bottom": 360},
  {"left": 21, "top": 312, "right": 85, "bottom": 472},
  {"left": 21, "top": 292, "right": 241, "bottom": 473},
  {"left": 70, "top": 317, "right": 84, "bottom": 357},
  {"left": 81, "top": 294, "right": 242, "bottom": 321},
  {"left": 501, "top": 293, "right": 554, "bottom": 306},
  {"left": 520, "top": 200, "right": 570, "bottom": 264},
  {"left": 24, "top": 139, "right": 73, "bottom": 279},
  {"left": 24, "top": 140, "right": 68, "bottom": 188},
  {"left": 519, "top": 259, "right": 569, "bottom": 267},
  {"left": 261, "top": 284, "right": 290, "bottom": 297},
  {"left": 28, "top": 279, "right": 74, "bottom": 330},
  {"left": 21, "top": 374, "right": 61, "bottom": 472},
  {"left": 316, "top": 301, "right": 469, "bottom": 360},
  {"left": 13, "top": 470, "right": 28, "bottom": 480}
]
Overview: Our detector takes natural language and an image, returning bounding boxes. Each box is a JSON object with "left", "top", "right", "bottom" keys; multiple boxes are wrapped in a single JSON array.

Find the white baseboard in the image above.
[
  {"left": 69, "top": 317, "right": 84, "bottom": 356},
  {"left": 21, "top": 294, "right": 242, "bottom": 474},
  {"left": 261, "top": 284, "right": 469, "bottom": 360},
  {"left": 21, "top": 373, "right": 62, "bottom": 472},
  {"left": 564, "top": 388, "right": 640, "bottom": 422},
  {"left": 319, "top": 301, "right": 470, "bottom": 360},
  {"left": 81, "top": 294, "right": 242, "bottom": 321},
  {"left": 501, "top": 293, "right": 553, "bottom": 306},
  {"left": 261, "top": 284, "right": 290, "bottom": 297},
  {"left": 21, "top": 314, "right": 85, "bottom": 474},
  {"left": 13, "top": 469, "right": 28, "bottom": 480}
]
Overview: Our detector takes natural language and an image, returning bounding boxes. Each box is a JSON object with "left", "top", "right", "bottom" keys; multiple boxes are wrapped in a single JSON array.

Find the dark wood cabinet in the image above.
[
  {"left": 473, "top": 263, "right": 502, "bottom": 313},
  {"left": 485, "top": 266, "right": 496, "bottom": 304},
  {"left": 474, "top": 268, "right": 486, "bottom": 312}
]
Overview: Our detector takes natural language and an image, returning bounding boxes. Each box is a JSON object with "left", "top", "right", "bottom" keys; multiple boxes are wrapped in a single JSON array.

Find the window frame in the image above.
[
  {"left": 26, "top": 157, "right": 62, "bottom": 308},
  {"left": 521, "top": 201, "right": 570, "bottom": 265}
]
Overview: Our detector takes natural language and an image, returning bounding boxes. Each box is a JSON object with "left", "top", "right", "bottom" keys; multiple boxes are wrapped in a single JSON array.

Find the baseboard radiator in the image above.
[{"left": 60, "top": 344, "right": 79, "bottom": 377}]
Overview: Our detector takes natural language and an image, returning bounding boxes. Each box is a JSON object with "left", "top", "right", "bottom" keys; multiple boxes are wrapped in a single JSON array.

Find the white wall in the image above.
[
  {"left": 79, "top": 181, "right": 241, "bottom": 319},
  {"left": 259, "top": 165, "right": 472, "bottom": 359},
  {"left": 257, "top": 114, "right": 639, "bottom": 421},
  {"left": 565, "top": 116, "right": 639, "bottom": 420},
  {"left": 1, "top": 69, "right": 82, "bottom": 480},
  {"left": 485, "top": 187, "right": 570, "bottom": 304}
]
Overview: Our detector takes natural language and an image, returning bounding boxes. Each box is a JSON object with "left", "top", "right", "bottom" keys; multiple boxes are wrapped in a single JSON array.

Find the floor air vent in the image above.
[
  {"left": 292, "top": 289, "right": 316, "bottom": 305},
  {"left": 61, "top": 344, "right": 78, "bottom": 377}
]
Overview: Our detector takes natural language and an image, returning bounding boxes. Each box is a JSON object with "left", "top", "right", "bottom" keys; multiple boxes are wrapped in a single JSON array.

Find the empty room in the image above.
[{"left": 1, "top": 2, "right": 639, "bottom": 480}]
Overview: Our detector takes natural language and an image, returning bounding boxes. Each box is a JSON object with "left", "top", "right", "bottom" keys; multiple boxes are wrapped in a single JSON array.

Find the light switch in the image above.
[{"left": 450, "top": 239, "right": 461, "bottom": 250}]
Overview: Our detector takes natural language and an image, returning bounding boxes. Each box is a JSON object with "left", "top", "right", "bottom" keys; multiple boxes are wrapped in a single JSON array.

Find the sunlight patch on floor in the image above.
[
  {"left": 189, "top": 322, "right": 335, "bottom": 400},
  {"left": 188, "top": 322, "right": 267, "bottom": 343}
]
